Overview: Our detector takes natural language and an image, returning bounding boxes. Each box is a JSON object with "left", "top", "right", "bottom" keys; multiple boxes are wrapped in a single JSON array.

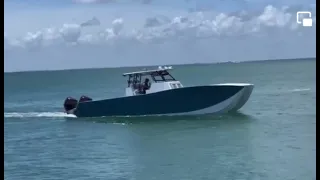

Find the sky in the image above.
[{"left": 4, "top": 0, "right": 317, "bottom": 72}]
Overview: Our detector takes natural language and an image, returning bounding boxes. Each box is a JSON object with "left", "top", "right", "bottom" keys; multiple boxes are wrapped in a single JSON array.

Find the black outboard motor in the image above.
[
  {"left": 63, "top": 97, "right": 78, "bottom": 112},
  {"left": 79, "top": 95, "right": 93, "bottom": 103}
]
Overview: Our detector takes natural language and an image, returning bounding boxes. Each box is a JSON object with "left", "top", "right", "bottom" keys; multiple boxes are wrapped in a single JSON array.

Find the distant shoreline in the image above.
[{"left": 4, "top": 57, "right": 316, "bottom": 74}]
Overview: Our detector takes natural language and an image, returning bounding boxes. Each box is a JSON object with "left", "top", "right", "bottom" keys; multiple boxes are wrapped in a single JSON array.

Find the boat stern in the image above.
[
  {"left": 63, "top": 95, "right": 93, "bottom": 116},
  {"left": 63, "top": 97, "right": 78, "bottom": 114}
]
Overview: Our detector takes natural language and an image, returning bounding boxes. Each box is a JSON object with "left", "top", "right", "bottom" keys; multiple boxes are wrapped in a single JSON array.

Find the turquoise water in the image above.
[{"left": 4, "top": 59, "right": 316, "bottom": 179}]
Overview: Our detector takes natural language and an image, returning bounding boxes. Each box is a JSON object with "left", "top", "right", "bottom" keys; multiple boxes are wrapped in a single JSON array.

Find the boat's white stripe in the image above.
[
  {"left": 164, "top": 89, "right": 244, "bottom": 116},
  {"left": 153, "top": 84, "right": 254, "bottom": 116}
]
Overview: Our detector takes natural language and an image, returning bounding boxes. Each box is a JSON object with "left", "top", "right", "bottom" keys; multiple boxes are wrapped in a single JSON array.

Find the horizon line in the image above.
[{"left": 4, "top": 56, "right": 316, "bottom": 74}]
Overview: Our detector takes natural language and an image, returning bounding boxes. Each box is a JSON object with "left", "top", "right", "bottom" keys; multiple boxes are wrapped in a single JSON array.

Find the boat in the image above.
[{"left": 63, "top": 66, "right": 254, "bottom": 117}]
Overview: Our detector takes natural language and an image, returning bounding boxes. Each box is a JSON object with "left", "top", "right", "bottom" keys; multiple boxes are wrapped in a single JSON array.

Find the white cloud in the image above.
[
  {"left": 4, "top": 4, "right": 316, "bottom": 72},
  {"left": 60, "top": 24, "right": 82, "bottom": 42}
]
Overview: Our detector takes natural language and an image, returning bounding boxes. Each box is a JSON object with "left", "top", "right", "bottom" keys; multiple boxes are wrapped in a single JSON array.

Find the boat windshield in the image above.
[
  {"left": 124, "top": 69, "right": 176, "bottom": 87},
  {"left": 150, "top": 70, "right": 175, "bottom": 82}
]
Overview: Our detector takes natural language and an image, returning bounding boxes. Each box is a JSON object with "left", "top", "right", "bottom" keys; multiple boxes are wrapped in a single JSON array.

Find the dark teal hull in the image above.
[{"left": 72, "top": 85, "right": 247, "bottom": 118}]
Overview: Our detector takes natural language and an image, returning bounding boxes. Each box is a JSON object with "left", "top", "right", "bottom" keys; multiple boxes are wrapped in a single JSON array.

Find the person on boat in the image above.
[{"left": 142, "top": 78, "right": 151, "bottom": 94}]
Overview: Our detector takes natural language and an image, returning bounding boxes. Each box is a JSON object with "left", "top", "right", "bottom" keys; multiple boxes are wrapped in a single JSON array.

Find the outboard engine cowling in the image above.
[
  {"left": 79, "top": 95, "right": 92, "bottom": 103},
  {"left": 63, "top": 97, "right": 78, "bottom": 112}
]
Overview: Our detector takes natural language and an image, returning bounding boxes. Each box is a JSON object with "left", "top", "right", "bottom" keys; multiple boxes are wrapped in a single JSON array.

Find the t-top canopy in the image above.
[{"left": 122, "top": 66, "right": 173, "bottom": 77}]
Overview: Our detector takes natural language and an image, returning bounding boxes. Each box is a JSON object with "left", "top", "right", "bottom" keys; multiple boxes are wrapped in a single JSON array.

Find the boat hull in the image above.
[{"left": 68, "top": 83, "right": 254, "bottom": 118}]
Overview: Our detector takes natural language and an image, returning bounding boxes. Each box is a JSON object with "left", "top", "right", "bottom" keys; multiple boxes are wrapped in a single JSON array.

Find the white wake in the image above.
[
  {"left": 4, "top": 112, "right": 76, "bottom": 118},
  {"left": 290, "top": 88, "right": 311, "bottom": 92}
]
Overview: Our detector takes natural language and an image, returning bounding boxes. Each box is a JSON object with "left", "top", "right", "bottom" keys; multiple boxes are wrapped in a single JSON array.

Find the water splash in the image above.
[{"left": 4, "top": 112, "right": 76, "bottom": 118}]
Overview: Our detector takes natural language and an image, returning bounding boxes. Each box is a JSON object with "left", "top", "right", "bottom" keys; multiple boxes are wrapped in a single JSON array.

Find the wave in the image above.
[
  {"left": 4, "top": 112, "right": 77, "bottom": 118},
  {"left": 290, "top": 88, "right": 311, "bottom": 92}
]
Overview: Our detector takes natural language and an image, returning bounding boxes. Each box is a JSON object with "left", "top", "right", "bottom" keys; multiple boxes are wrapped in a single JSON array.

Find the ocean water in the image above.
[{"left": 4, "top": 59, "right": 316, "bottom": 180}]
